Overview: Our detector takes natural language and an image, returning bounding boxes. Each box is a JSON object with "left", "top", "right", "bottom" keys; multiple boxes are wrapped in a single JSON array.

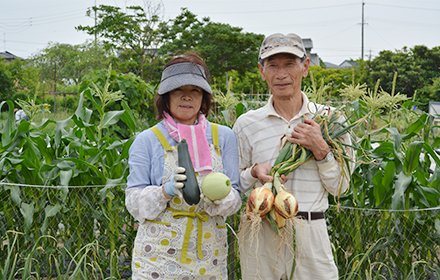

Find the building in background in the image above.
[
  {"left": 323, "top": 59, "right": 358, "bottom": 69},
  {"left": 302, "top": 38, "right": 320, "bottom": 66},
  {"left": 0, "top": 51, "right": 20, "bottom": 61},
  {"left": 339, "top": 59, "right": 358, "bottom": 68},
  {"left": 429, "top": 101, "right": 440, "bottom": 118},
  {"left": 324, "top": 61, "right": 339, "bottom": 68}
]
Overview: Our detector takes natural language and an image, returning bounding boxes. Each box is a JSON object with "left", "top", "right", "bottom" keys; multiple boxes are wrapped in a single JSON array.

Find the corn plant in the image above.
[
  {"left": 2, "top": 74, "right": 440, "bottom": 279},
  {"left": 0, "top": 67, "right": 139, "bottom": 278},
  {"left": 327, "top": 77, "right": 440, "bottom": 279}
]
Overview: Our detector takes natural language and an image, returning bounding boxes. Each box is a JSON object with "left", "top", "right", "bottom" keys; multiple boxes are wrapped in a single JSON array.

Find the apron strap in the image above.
[
  {"left": 167, "top": 207, "right": 209, "bottom": 263},
  {"left": 152, "top": 123, "right": 219, "bottom": 155},
  {"left": 211, "top": 123, "right": 221, "bottom": 156},
  {"left": 151, "top": 126, "right": 172, "bottom": 152}
]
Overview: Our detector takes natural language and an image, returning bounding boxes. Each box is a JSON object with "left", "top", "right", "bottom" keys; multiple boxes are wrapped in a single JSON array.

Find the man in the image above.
[
  {"left": 233, "top": 33, "right": 353, "bottom": 279},
  {"left": 14, "top": 108, "right": 29, "bottom": 122}
]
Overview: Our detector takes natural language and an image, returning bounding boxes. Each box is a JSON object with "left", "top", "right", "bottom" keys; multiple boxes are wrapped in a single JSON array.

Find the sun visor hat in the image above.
[{"left": 157, "top": 62, "right": 212, "bottom": 95}]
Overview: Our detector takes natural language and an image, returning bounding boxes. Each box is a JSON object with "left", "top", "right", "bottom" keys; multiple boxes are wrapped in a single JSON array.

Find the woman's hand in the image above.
[{"left": 162, "top": 167, "right": 186, "bottom": 198}]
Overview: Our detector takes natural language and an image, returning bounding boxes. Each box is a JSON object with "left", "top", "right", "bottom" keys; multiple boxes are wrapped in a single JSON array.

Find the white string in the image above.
[
  {"left": 0, "top": 182, "right": 126, "bottom": 189},
  {"left": 331, "top": 204, "right": 440, "bottom": 212},
  {"left": 0, "top": 181, "right": 439, "bottom": 212},
  {"left": 226, "top": 222, "right": 239, "bottom": 240}
]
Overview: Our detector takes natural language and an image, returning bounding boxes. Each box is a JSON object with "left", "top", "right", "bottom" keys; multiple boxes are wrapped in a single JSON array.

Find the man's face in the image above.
[{"left": 259, "top": 53, "right": 309, "bottom": 98}]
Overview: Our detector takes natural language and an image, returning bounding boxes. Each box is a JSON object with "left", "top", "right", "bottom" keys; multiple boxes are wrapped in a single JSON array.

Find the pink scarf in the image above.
[{"left": 163, "top": 112, "right": 213, "bottom": 173}]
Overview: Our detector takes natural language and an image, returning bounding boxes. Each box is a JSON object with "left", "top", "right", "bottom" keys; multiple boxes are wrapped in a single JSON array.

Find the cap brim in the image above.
[
  {"left": 260, "top": 46, "right": 305, "bottom": 60},
  {"left": 158, "top": 73, "right": 213, "bottom": 95}
]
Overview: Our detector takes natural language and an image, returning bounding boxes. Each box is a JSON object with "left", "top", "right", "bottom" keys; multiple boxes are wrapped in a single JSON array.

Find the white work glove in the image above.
[
  {"left": 202, "top": 189, "right": 240, "bottom": 217},
  {"left": 163, "top": 167, "right": 186, "bottom": 197},
  {"left": 200, "top": 193, "right": 223, "bottom": 205}
]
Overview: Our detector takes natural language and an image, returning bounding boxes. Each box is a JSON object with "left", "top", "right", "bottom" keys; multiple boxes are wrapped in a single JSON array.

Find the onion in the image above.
[
  {"left": 273, "top": 189, "right": 298, "bottom": 219},
  {"left": 246, "top": 184, "right": 274, "bottom": 218},
  {"left": 270, "top": 208, "right": 287, "bottom": 228}
]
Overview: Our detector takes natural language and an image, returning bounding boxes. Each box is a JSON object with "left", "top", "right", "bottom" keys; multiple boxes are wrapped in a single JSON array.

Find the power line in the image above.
[
  {"left": 368, "top": 16, "right": 440, "bottom": 27},
  {"left": 0, "top": 13, "right": 87, "bottom": 32},
  {"left": 368, "top": 2, "right": 440, "bottom": 11},
  {"left": 244, "top": 17, "right": 359, "bottom": 29},
  {"left": 367, "top": 24, "right": 398, "bottom": 50},
  {"left": 319, "top": 23, "right": 359, "bottom": 40},
  {"left": 361, "top": 1, "right": 365, "bottom": 60},
  {"left": 317, "top": 47, "right": 361, "bottom": 52},
  {"left": 0, "top": 9, "right": 85, "bottom": 22},
  {"left": 193, "top": 2, "right": 359, "bottom": 15},
  {"left": 5, "top": 39, "right": 49, "bottom": 46}
]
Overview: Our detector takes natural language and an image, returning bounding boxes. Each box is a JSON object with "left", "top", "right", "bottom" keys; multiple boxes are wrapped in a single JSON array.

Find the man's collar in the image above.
[{"left": 266, "top": 92, "right": 316, "bottom": 120}]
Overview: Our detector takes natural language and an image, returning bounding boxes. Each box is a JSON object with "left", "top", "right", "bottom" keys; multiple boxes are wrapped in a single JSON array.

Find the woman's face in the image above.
[{"left": 168, "top": 85, "right": 204, "bottom": 125}]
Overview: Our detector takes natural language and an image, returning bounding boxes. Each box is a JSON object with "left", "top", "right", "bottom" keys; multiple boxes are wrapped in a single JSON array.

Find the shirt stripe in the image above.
[{"left": 233, "top": 93, "right": 353, "bottom": 212}]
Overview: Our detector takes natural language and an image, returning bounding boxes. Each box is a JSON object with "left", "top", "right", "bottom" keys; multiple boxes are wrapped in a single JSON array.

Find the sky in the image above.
[{"left": 1, "top": 0, "right": 439, "bottom": 65}]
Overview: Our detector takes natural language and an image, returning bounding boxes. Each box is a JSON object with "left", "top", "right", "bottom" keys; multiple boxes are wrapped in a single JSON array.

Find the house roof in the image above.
[
  {"left": 324, "top": 61, "right": 339, "bottom": 68},
  {"left": 302, "top": 38, "right": 313, "bottom": 50},
  {"left": 429, "top": 101, "right": 440, "bottom": 117},
  {"left": 0, "top": 51, "right": 19, "bottom": 60},
  {"left": 309, "top": 53, "right": 320, "bottom": 66},
  {"left": 339, "top": 59, "right": 358, "bottom": 68}
]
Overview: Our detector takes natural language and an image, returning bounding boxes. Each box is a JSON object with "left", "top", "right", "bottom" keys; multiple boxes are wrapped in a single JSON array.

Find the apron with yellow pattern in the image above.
[{"left": 132, "top": 124, "right": 228, "bottom": 280}]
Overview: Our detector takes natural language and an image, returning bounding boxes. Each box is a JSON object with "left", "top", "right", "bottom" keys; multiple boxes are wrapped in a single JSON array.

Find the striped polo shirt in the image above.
[{"left": 232, "top": 92, "right": 353, "bottom": 212}]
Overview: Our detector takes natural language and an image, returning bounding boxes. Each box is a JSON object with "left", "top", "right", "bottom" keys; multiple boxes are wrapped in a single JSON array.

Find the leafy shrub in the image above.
[{"left": 80, "top": 66, "right": 156, "bottom": 128}]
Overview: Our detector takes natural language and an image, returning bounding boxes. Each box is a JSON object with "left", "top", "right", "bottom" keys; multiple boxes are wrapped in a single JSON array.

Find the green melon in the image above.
[{"left": 201, "top": 172, "right": 232, "bottom": 201}]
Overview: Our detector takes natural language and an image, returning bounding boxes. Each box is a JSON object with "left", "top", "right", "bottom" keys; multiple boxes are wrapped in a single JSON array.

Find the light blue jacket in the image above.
[{"left": 127, "top": 120, "right": 240, "bottom": 192}]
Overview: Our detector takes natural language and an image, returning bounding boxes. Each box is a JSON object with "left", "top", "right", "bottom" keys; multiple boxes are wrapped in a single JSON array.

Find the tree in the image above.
[
  {"left": 303, "top": 65, "right": 364, "bottom": 101},
  {"left": 411, "top": 45, "right": 440, "bottom": 84},
  {"left": 79, "top": 66, "right": 156, "bottom": 127},
  {"left": 366, "top": 48, "right": 421, "bottom": 97},
  {"left": 159, "top": 9, "right": 264, "bottom": 83},
  {"left": 76, "top": 4, "right": 162, "bottom": 80},
  {"left": 31, "top": 42, "right": 111, "bottom": 88},
  {"left": 0, "top": 60, "right": 14, "bottom": 101},
  {"left": 6, "top": 59, "right": 40, "bottom": 100},
  {"left": 366, "top": 45, "right": 440, "bottom": 99}
]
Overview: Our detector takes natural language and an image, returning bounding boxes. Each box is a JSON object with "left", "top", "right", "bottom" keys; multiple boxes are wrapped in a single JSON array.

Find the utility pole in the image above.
[
  {"left": 94, "top": 0, "right": 97, "bottom": 45},
  {"left": 54, "top": 62, "right": 57, "bottom": 94},
  {"left": 361, "top": 1, "right": 365, "bottom": 60},
  {"left": 53, "top": 61, "right": 57, "bottom": 113}
]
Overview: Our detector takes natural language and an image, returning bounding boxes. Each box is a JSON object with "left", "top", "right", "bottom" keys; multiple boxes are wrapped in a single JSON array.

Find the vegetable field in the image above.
[
  {"left": 1, "top": 77, "right": 440, "bottom": 279},
  {"left": 1, "top": 186, "right": 438, "bottom": 279}
]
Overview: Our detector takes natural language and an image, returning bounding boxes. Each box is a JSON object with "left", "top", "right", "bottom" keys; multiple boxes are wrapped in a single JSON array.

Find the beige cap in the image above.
[{"left": 259, "top": 33, "right": 306, "bottom": 61}]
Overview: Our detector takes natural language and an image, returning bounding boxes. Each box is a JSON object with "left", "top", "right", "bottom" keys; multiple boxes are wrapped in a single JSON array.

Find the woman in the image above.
[{"left": 125, "top": 53, "right": 242, "bottom": 279}]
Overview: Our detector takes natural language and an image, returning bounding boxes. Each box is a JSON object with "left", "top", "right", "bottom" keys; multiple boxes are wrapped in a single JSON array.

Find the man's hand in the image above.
[
  {"left": 251, "top": 162, "right": 273, "bottom": 184},
  {"left": 287, "top": 119, "right": 330, "bottom": 161}
]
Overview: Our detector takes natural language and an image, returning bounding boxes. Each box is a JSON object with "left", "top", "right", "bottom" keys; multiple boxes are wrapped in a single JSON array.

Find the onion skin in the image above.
[
  {"left": 270, "top": 208, "right": 287, "bottom": 228},
  {"left": 246, "top": 186, "right": 274, "bottom": 218},
  {"left": 274, "top": 189, "right": 298, "bottom": 219}
]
